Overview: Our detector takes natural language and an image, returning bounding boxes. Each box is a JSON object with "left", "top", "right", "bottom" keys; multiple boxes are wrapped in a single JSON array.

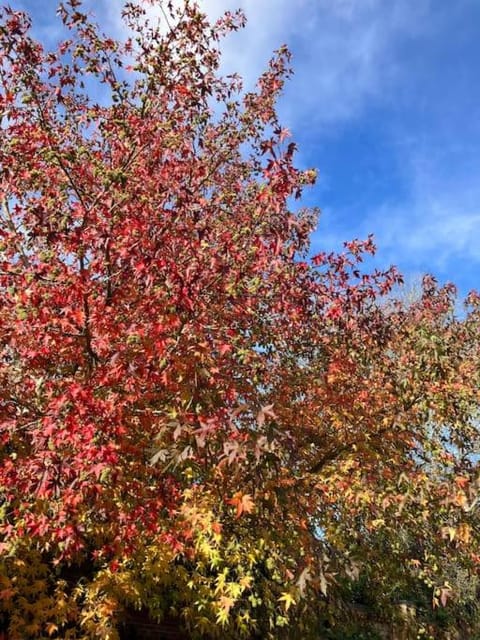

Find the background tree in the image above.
[{"left": 0, "top": 1, "right": 479, "bottom": 638}]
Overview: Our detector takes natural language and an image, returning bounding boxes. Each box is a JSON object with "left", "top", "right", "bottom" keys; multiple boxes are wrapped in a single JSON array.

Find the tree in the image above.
[{"left": 0, "top": 2, "right": 479, "bottom": 638}]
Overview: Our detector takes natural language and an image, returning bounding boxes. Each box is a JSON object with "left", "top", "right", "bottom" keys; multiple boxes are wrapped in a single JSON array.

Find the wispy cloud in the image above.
[
  {"left": 98, "top": 0, "right": 432, "bottom": 130},
  {"left": 363, "top": 141, "right": 480, "bottom": 272}
]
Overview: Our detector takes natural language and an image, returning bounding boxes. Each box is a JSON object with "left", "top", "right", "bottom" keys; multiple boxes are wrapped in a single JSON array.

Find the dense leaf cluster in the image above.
[{"left": 0, "top": 2, "right": 479, "bottom": 638}]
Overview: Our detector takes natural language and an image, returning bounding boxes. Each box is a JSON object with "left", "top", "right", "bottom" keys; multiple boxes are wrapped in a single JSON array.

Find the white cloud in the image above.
[
  {"left": 367, "top": 202, "right": 480, "bottom": 268},
  {"left": 359, "top": 139, "right": 480, "bottom": 271},
  {"left": 310, "top": 133, "right": 480, "bottom": 275},
  {"left": 96, "top": 0, "right": 432, "bottom": 130}
]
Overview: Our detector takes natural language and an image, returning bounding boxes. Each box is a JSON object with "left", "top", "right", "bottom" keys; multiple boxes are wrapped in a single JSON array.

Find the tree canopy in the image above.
[{"left": 0, "top": 1, "right": 479, "bottom": 638}]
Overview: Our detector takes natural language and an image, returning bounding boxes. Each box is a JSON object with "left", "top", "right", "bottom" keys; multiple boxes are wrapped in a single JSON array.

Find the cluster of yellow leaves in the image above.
[
  {"left": 442, "top": 523, "right": 472, "bottom": 545},
  {"left": 0, "top": 539, "right": 177, "bottom": 639},
  {"left": 169, "top": 488, "right": 309, "bottom": 638},
  {"left": 0, "top": 484, "right": 308, "bottom": 640},
  {"left": 0, "top": 547, "right": 78, "bottom": 639}
]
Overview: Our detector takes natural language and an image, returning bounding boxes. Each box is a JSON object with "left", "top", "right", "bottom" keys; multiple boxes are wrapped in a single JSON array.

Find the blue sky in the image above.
[{"left": 19, "top": 0, "right": 480, "bottom": 295}]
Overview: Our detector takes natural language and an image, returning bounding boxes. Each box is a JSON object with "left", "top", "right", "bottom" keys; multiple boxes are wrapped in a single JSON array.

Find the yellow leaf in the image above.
[
  {"left": 239, "top": 575, "right": 253, "bottom": 589},
  {"left": 278, "top": 591, "right": 296, "bottom": 612},
  {"left": 442, "top": 526, "right": 456, "bottom": 542}
]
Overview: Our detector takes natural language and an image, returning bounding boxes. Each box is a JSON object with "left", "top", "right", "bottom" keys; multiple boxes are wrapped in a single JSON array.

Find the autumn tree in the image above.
[{"left": 0, "top": 2, "right": 479, "bottom": 638}]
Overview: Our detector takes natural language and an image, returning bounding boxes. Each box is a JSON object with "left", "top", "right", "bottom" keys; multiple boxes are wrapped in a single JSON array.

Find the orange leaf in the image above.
[{"left": 228, "top": 492, "right": 255, "bottom": 518}]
